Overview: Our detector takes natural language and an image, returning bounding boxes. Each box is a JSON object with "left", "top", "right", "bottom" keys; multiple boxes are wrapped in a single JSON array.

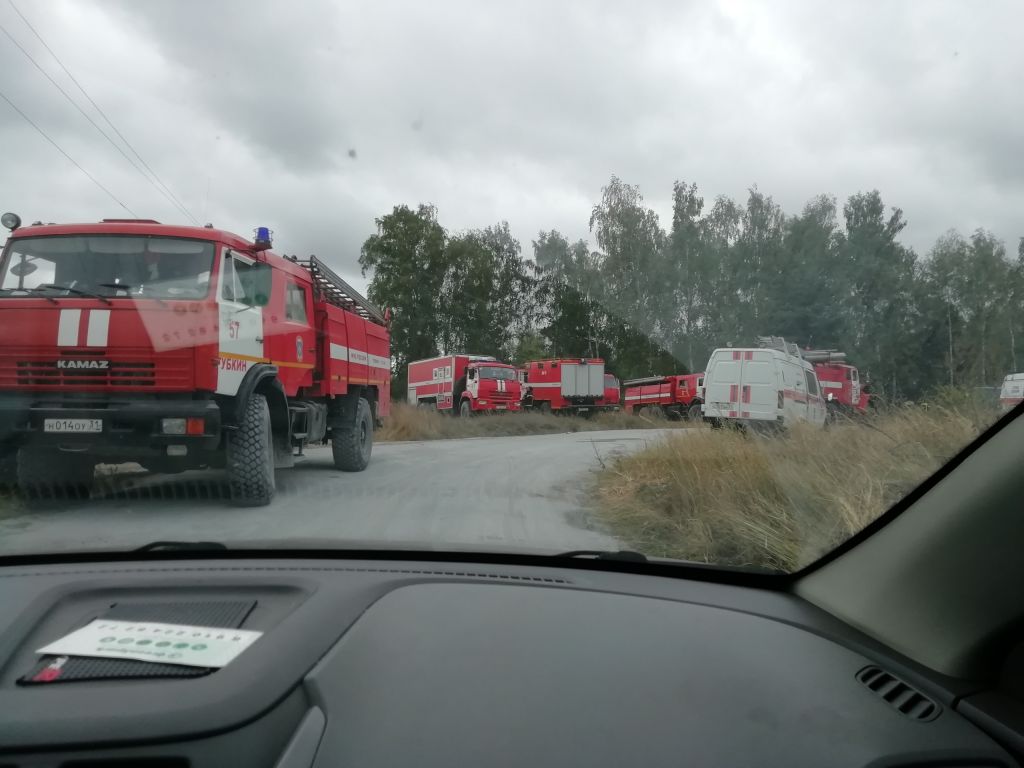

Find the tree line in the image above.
[{"left": 359, "top": 176, "right": 1024, "bottom": 401}]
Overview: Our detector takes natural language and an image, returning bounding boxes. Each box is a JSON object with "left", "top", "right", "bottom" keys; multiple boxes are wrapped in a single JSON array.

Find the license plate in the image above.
[
  {"left": 495, "top": 405, "right": 507, "bottom": 410},
  {"left": 44, "top": 418, "right": 102, "bottom": 433}
]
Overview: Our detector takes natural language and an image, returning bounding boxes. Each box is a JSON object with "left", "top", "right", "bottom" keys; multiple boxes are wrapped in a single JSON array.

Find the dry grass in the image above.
[
  {"left": 594, "top": 403, "right": 996, "bottom": 572},
  {"left": 377, "top": 402, "right": 685, "bottom": 442}
]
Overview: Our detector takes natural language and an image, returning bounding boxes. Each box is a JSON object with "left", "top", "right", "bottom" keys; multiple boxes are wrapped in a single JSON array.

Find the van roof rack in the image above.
[{"left": 756, "top": 336, "right": 803, "bottom": 358}]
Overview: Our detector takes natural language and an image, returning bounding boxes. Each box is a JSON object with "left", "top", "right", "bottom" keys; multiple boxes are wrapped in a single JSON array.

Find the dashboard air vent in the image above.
[{"left": 856, "top": 665, "right": 940, "bottom": 722}]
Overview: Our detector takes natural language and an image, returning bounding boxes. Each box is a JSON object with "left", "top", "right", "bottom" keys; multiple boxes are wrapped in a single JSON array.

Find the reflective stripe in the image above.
[
  {"left": 330, "top": 343, "right": 348, "bottom": 361},
  {"left": 57, "top": 309, "right": 81, "bottom": 346},
  {"left": 86, "top": 309, "right": 110, "bottom": 347}
]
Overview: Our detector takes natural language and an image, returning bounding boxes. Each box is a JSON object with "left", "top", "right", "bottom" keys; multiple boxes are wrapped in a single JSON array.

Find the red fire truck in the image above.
[
  {"left": 0, "top": 213, "right": 390, "bottom": 505},
  {"left": 520, "top": 358, "right": 610, "bottom": 414},
  {"left": 602, "top": 373, "right": 621, "bottom": 411},
  {"left": 623, "top": 373, "right": 704, "bottom": 420},
  {"left": 407, "top": 354, "right": 522, "bottom": 416},
  {"left": 801, "top": 349, "right": 870, "bottom": 416}
]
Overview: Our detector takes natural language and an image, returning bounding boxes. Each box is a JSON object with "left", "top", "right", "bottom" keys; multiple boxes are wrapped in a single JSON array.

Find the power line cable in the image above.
[
  {"left": 7, "top": 0, "right": 199, "bottom": 224},
  {"left": 0, "top": 18, "right": 197, "bottom": 223},
  {"left": 0, "top": 86, "right": 138, "bottom": 215}
]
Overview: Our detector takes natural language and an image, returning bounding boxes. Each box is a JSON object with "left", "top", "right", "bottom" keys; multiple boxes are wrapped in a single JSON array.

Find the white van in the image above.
[
  {"left": 702, "top": 338, "right": 827, "bottom": 429},
  {"left": 1000, "top": 373, "right": 1024, "bottom": 412}
]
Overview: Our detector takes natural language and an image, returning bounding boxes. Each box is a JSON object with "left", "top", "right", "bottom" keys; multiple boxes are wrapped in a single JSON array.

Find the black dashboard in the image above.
[{"left": 0, "top": 556, "right": 1015, "bottom": 767}]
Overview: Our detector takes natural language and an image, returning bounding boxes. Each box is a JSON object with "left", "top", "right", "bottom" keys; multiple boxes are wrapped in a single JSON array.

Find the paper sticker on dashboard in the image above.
[{"left": 36, "top": 619, "right": 263, "bottom": 668}]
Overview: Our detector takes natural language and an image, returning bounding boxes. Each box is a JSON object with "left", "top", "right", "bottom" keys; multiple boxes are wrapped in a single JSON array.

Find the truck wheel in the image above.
[
  {"left": 538, "top": 401, "right": 551, "bottom": 415},
  {"left": 687, "top": 403, "right": 702, "bottom": 421},
  {"left": 226, "top": 393, "right": 275, "bottom": 506},
  {"left": 18, "top": 449, "right": 94, "bottom": 499},
  {"left": 459, "top": 399, "right": 473, "bottom": 418},
  {"left": 333, "top": 397, "right": 373, "bottom": 471}
]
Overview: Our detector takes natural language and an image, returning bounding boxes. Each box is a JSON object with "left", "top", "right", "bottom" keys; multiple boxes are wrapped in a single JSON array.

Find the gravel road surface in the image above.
[{"left": 0, "top": 429, "right": 671, "bottom": 555}]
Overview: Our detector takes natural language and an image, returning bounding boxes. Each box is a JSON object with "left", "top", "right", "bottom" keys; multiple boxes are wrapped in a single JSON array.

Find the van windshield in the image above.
[{"left": 0, "top": 236, "right": 214, "bottom": 299}]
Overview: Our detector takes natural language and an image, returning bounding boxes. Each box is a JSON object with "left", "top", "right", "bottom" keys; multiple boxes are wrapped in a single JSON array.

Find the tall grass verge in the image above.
[{"left": 594, "top": 404, "right": 996, "bottom": 571}]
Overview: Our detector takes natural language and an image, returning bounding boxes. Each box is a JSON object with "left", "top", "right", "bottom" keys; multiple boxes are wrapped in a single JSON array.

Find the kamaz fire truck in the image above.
[
  {"left": 520, "top": 358, "right": 610, "bottom": 414},
  {"left": 623, "top": 373, "right": 704, "bottom": 420},
  {"left": 0, "top": 213, "right": 390, "bottom": 505},
  {"left": 800, "top": 348, "right": 870, "bottom": 416},
  {"left": 407, "top": 354, "right": 522, "bottom": 416}
]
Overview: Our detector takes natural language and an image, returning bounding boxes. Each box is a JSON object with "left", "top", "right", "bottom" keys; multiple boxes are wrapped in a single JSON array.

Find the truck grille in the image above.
[
  {"left": 0, "top": 351, "right": 192, "bottom": 391},
  {"left": 16, "top": 360, "right": 156, "bottom": 387}
]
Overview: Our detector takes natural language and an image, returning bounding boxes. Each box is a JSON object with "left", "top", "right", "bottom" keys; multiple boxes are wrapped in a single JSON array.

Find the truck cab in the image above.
[{"left": 0, "top": 215, "right": 390, "bottom": 503}]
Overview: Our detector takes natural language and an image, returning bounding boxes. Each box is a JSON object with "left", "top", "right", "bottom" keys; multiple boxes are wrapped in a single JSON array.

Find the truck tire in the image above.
[
  {"left": 333, "top": 397, "right": 373, "bottom": 471},
  {"left": 538, "top": 401, "right": 551, "bottom": 415},
  {"left": 226, "top": 393, "right": 275, "bottom": 506},
  {"left": 18, "top": 449, "right": 94, "bottom": 499},
  {"left": 459, "top": 399, "right": 473, "bottom": 418},
  {"left": 687, "top": 402, "right": 702, "bottom": 421}
]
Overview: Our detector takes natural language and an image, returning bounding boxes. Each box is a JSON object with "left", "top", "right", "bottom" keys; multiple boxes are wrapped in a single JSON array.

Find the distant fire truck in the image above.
[
  {"left": 602, "top": 373, "right": 621, "bottom": 411},
  {"left": 801, "top": 349, "right": 870, "bottom": 416},
  {"left": 520, "top": 358, "right": 610, "bottom": 414},
  {"left": 623, "top": 373, "right": 704, "bottom": 420},
  {"left": 407, "top": 354, "right": 522, "bottom": 416},
  {"left": 0, "top": 213, "right": 390, "bottom": 505}
]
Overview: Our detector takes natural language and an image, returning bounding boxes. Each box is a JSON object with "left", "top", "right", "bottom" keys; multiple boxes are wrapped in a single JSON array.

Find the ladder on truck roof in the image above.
[
  {"left": 301, "top": 256, "right": 386, "bottom": 326},
  {"left": 622, "top": 375, "right": 670, "bottom": 387}
]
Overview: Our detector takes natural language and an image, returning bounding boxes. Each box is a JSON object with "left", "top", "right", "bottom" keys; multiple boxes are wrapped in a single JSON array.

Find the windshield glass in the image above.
[
  {"left": 0, "top": 236, "right": 214, "bottom": 299},
  {"left": 0, "top": 2, "right": 1016, "bottom": 573},
  {"left": 478, "top": 366, "right": 517, "bottom": 380}
]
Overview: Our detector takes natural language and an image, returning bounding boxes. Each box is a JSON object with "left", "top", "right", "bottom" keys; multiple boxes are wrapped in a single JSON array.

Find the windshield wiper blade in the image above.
[
  {"left": 97, "top": 283, "right": 168, "bottom": 306},
  {"left": 555, "top": 549, "right": 648, "bottom": 562},
  {"left": 134, "top": 540, "right": 229, "bottom": 553},
  {"left": 39, "top": 284, "right": 112, "bottom": 305},
  {"left": 0, "top": 287, "right": 58, "bottom": 304}
]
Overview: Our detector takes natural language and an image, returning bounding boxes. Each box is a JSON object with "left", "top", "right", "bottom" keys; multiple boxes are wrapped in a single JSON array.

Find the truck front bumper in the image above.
[{"left": 0, "top": 394, "right": 222, "bottom": 460}]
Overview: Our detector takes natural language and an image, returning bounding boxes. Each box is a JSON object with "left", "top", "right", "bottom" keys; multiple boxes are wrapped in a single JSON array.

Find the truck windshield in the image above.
[
  {"left": 477, "top": 366, "right": 517, "bottom": 380},
  {"left": 0, "top": 236, "right": 214, "bottom": 299}
]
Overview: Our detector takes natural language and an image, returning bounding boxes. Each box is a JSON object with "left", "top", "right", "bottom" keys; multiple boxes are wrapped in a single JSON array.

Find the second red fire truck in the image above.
[
  {"left": 519, "top": 358, "right": 612, "bottom": 414},
  {"left": 623, "top": 373, "right": 705, "bottom": 420},
  {"left": 407, "top": 354, "right": 522, "bottom": 416}
]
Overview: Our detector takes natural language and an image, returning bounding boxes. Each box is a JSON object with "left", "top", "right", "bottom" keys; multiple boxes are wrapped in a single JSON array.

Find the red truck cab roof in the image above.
[{"left": 6, "top": 220, "right": 316, "bottom": 285}]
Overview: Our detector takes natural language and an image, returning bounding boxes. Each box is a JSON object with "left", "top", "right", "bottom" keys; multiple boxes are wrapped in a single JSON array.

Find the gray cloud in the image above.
[{"left": 1, "top": 0, "right": 1021, "bottom": 294}]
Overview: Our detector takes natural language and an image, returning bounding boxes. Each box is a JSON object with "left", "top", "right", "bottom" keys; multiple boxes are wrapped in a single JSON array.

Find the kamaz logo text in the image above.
[{"left": 56, "top": 359, "right": 110, "bottom": 370}]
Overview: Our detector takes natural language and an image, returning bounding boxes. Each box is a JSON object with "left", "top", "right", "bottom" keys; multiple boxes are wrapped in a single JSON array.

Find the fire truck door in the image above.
[{"left": 216, "top": 249, "right": 267, "bottom": 396}]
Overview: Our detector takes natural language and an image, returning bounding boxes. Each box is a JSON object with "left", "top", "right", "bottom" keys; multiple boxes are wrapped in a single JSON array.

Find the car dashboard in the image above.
[{"left": 0, "top": 556, "right": 1015, "bottom": 768}]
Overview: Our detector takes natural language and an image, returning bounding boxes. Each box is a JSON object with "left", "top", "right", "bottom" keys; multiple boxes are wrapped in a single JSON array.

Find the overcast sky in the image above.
[{"left": 0, "top": 0, "right": 1021, "bottom": 292}]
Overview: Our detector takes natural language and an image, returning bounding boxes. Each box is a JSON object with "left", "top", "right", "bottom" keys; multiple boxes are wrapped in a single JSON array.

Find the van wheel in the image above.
[
  {"left": 18, "top": 449, "right": 95, "bottom": 499},
  {"left": 687, "top": 403, "right": 702, "bottom": 421},
  {"left": 226, "top": 393, "right": 275, "bottom": 506},
  {"left": 460, "top": 399, "right": 473, "bottom": 418},
  {"left": 333, "top": 397, "right": 373, "bottom": 471}
]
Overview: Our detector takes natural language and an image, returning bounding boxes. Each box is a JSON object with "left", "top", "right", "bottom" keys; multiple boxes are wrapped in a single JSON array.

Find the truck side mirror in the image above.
[{"left": 9, "top": 260, "right": 37, "bottom": 277}]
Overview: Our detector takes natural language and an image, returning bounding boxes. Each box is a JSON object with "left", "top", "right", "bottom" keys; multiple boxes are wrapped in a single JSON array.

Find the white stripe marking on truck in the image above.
[
  {"left": 86, "top": 309, "right": 110, "bottom": 347},
  {"left": 57, "top": 309, "right": 81, "bottom": 346}
]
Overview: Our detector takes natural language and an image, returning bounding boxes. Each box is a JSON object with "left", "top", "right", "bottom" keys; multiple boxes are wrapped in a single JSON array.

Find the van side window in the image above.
[
  {"left": 805, "top": 371, "right": 820, "bottom": 396},
  {"left": 285, "top": 281, "right": 309, "bottom": 323}
]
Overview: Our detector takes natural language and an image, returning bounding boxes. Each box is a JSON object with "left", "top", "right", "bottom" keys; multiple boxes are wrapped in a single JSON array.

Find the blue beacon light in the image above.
[{"left": 254, "top": 226, "right": 273, "bottom": 250}]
